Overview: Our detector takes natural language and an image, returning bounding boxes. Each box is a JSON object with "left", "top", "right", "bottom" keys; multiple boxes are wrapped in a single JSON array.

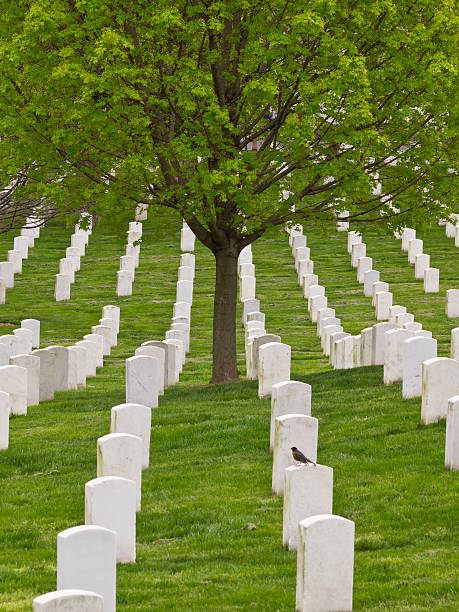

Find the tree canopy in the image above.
[{"left": 0, "top": 0, "right": 457, "bottom": 380}]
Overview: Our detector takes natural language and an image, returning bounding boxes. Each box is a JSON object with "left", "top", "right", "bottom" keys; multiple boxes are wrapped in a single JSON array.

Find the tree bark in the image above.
[{"left": 211, "top": 246, "right": 240, "bottom": 383}]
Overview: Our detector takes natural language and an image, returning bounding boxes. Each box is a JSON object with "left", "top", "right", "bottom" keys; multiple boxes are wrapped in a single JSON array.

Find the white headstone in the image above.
[
  {"left": 298, "top": 260, "right": 314, "bottom": 281},
  {"left": 316, "top": 312, "right": 338, "bottom": 337},
  {"left": 83, "top": 334, "right": 104, "bottom": 368},
  {"left": 258, "top": 342, "right": 291, "bottom": 398},
  {"left": 445, "top": 220, "right": 457, "bottom": 238},
  {"left": 68, "top": 345, "right": 87, "bottom": 389},
  {"left": 407, "top": 238, "right": 423, "bottom": 264},
  {"left": 240, "top": 276, "right": 256, "bottom": 301},
  {"left": 165, "top": 330, "right": 186, "bottom": 364},
  {"left": 120, "top": 255, "right": 135, "bottom": 281},
  {"left": 0, "top": 334, "right": 18, "bottom": 359},
  {"left": 291, "top": 234, "right": 307, "bottom": 253},
  {"left": 180, "top": 253, "right": 195, "bottom": 269},
  {"left": 309, "top": 295, "right": 328, "bottom": 322},
  {"left": 359, "top": 327, "right": 371, "bottom": 366},
  {"left": 163, "top": 339, "right": 181, "bottom": 382},
  {"left": 85, "top": 476, "right": 136, "bottom": 563},
  {"left": 43, "top": 347, "right": 69, "bottom": 392},
  {"left": 135, "top": 203, "right": 148, "bottom": 221},
  {"left": 329, "top": 332, "right": 350, "bottom": 366},
  {"left": 102, "top": 305, "right": 120, "bottom": 334},
  {"left": 180, "top": 226, "right": 195, "bottom": 252},
  {"left": 383, "top": 328, "right": 413, "bottom": 385},
  {"left": 414, "top": 253, "right": 430, "bottom": 279},
  {"left": 59, "top": 258, "right": 75, "bottom": 283},
  {"left": 0, "top": 365, "right": 27, "bottom": 415},
  {"left": 270, "top": 381, "right": 312, "bottom": 451},
  {"left": 451, "top": 327, "right": 459, "bottom": 360},
  {"left": 351, "top": 242, "right": 366, "bottom": 267},
  {"left": 371, "top": 322, "right": 396, "bottom": 365},
  {"left": 389, "top": 305, "right": 406, "bottom": 323},
  {"left": 307, "top": 286, "right": 325, "bottom": 308},
  {"left": 99, "top": 318, "right": 117, "bottom": 347},
  {"left": 424, "top": 267, "right": 439, "bottom": 293},
  {"left": 71, "top": 233, "right": 86, "bottom": 256},
  {"left": 246, "top": 311, "right": 265, "bottom": 326},
  {"left": 402, "top": 336, "right": 437, "bottom": 398},
  {"left": 111, "top": 403, "right": 151, "bottom": 469},
  {"left": 0, "top": 391, "right": 9, "bottom": 450},
  {"left": 272, "top": 414, "right": 318, "bottom": 495},
  {"left": 363, "top": 269, "right": 380, "bottom": 297},
  {"left": 247, "top": 334, "right": 280, "bottom": 380},
  {"left": 374, "top": 288, "right": 393, "bottom": 319},
  {"left": 33, "top": 589, "right": 104, "bottom": 611},
  {"left": 127, "top": 228, "right": 141, "bottom": 244},
  {"left": 403, "top": 321, "right": 422, "bottom": 332},
  {"left": 242, "top": 298, "right": 260, "bottom": 325},
  {"left": 283, "top": 464, "right": 333, "bottom": 550},
  {"left": 54, "top": 273, "right": 71, "bottom": 301},
  {"left": 32, "top": 348, "right": 55, "bottom": 401},
  {"left": 176, "top": 279, "right": 193, "bottom": 304},
  {"left": 22, "top": 319, "right": 40, "bottom": 348},
  {"left": 178, "top": 265, "right": 195, "bottom": 282},
  {"left": 91, "top": 325, "right": 112, "bottom": 356},
  {"left": 446, "top": 289, "right": 459, "bottom": 318},
  {"left": 322, "top": 325, "right": 343, "bottom": 356},
  {"left": 445, "top": 396, "right": 459, "bottom": 471},
  {"left": 356, "top": 256, "right": 372, "bottom": 283},
  {"left": 75, "top": 341, "right": 97, "bottom": 378},
  {"left": 141, "top": 341, "right": 169, "bottom": 388},
  {"left": 302, "top": 273, "right": 318, "bottom": 296},
  {"left": 347, "top": 231, "right": 361, "bottom": 254},
  {"left": 401, "top": 227, "right": 416, "bottom": 251},
  {"left": 97, "top": 433, "right": 143, "bottom": 512},
  {"left": 13, "top": 327, "right": 33, "bottom": 355},
  {"left": 296, "top": 514, "right": 354, "bottom": 612},
  {"left": 371, "top": 281, "right": 389, "bottom": 306},
  {"left": 10, "top": 354, "right": 40, "bottom": 406},
  {"left": 125, "top": 355, "right": 158, "bottom": 409},
  {"left": 57, "top": 525, "right": 116, "bottom": 612},
  {"left": 421, "top": 358, "right": 459, "bottom": 424},
  {"left": 125, "top": 242, "right": 140, "bottom": 268},
  {"left": 294, "top": 247, "right": 310, "bottom": 268},
  {"left": 134, "top": 347, "right": 165, "bottom": 395},
  {"left": 8, "top": 250, "right": 22, "bottom": 274},
  {"left": 117, "top": 270, "right": 132, "bottom": 296},
  {"left": 65, "top": 247, "right": 81, "bottom": 271},
  {"left": 0, "top": 261, "right": 14, "bottom": 288},
  {"left": 395, "top": 312, "right": 414, "bottom": 327},
  {"left": 173, "top": 301, "right": 191, "bottom": 321},
  {"left": 14, "top": 235, "right": 29, "bottom": 258}
]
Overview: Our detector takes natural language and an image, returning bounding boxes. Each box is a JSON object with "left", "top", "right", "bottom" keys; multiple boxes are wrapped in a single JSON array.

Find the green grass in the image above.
[{"left": 0, "top": 216, "right": 458, "bottom": 610}]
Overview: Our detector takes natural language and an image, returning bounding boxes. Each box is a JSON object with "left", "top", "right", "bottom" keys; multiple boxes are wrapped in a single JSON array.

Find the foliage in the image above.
[{"left": 0, "top": 0, "right": 457, "bottom": 241}]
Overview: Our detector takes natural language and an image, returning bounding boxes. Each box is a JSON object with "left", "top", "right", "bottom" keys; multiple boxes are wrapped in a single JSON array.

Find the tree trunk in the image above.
[{"left": 211, "top": 246, "right": 240, "bottom": 383}]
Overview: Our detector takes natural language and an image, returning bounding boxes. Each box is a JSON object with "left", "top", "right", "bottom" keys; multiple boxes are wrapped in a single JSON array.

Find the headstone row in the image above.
[
  {"left": 1, "top": 306, "right": 119, "bottom": 452},
  {"left": 247, "top": 226, "right": 355, "bottom": 610},
  {"left": 55, "top": 213, "right": 93, "bottom": 301},
  {"left": 0, "top": 215, "right": 41, "bottom": 305},
  {"left": 117, "top": 220, "right": 142, "bottom": 297},
  {"left": 46, "top": 234, "right": 197, "bottom": 608}
]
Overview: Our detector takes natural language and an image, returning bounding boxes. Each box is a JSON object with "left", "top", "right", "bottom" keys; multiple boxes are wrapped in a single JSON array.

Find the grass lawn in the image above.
[{"left": 0, "top": 215, "right": 457, "bottom": 610}]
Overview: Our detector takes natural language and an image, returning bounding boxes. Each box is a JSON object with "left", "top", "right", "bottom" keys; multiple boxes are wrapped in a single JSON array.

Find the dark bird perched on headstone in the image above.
[{"left": 291, "top": 446, "right": 316, "bottom": 466}]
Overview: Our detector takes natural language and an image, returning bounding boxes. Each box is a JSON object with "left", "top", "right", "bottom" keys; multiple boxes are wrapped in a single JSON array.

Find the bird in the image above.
[{"left": 291, "top": 446, "right": 316, "bottom": 466}]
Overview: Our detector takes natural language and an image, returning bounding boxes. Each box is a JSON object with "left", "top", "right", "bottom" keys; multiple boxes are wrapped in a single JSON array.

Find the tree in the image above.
[{"left": 0, "top": 0, "right": 457, "bottom": 382}]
